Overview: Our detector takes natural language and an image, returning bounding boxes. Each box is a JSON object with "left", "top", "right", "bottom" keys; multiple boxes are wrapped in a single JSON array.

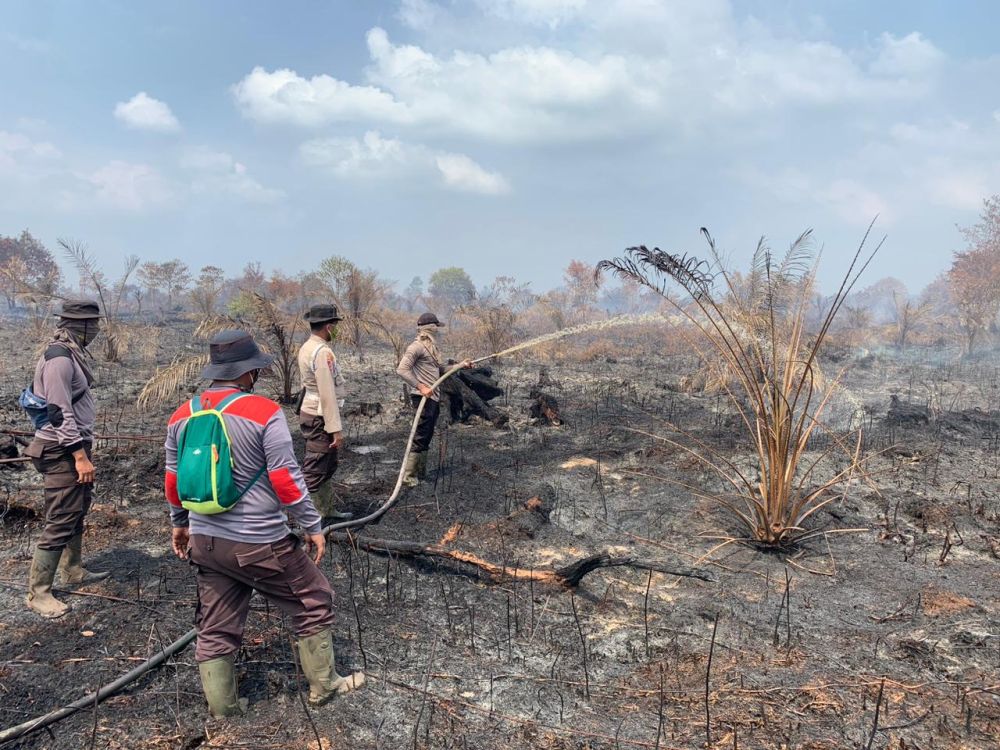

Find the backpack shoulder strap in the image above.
[
  {"left": 216, "top": 392, "right": 248, "bottom": 413},
  {"left": 44, "top": 344, "right": 71, "bottom": 361},
  {"left": 43, "top": 344, "right": 88, "bottom": 404},
  {"left": 310, "top": 341, "right": 326, "bottom": 373}
]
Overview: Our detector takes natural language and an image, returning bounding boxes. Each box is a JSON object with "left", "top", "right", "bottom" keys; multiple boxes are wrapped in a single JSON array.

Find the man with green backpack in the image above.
[{"left": 164, "top": 330, "right": 364, "bottom": 717}]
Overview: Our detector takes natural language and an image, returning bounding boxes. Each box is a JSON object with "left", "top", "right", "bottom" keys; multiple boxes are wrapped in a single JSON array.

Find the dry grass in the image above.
[{"left": 598, "top": 224, "right": 883, "bottom": 545}]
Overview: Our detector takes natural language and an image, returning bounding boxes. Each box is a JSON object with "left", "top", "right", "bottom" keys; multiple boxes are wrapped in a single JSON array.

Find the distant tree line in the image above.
[{"left": 4, "top": 193, "right": 1000, "bottom": 357}]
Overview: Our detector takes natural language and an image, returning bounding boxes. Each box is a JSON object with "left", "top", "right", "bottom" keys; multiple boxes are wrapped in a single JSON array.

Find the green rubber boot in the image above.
[
  {"left": 296, "top": 629, "right": 365, "bottom": 706},
  {"left": 198, "top": 655, "right": 245, "bottom": 718},
  {"left": 313, "top": 483, "right": 352, "bottom": 524},
  {"left": 26, "top": 547, "right": 70, "bottom": 619},
  {"left": 59, "top": 533, "right": 110, "bottom": 585},
  {"left": 414, "top": 451, "right": 428, "bottom": 480},
  {"left": 401, "top": 453, "right": 420, "bottom": 488}
]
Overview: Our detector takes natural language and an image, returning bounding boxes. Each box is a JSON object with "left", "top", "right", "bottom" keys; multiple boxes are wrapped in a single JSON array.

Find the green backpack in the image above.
[{"left": 176, "top": 392, "right": 265, "bottom": 515}]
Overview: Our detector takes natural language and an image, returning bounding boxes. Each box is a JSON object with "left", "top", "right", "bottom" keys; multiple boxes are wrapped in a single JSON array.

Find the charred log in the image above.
[
  {"left": 528, "top": 388, "right": 562, "bottom": 426},
  {"left": 327, "top": 530, "right": 714, "bottom": 587},
  {"left": 441, "top": 367, "right": 508, "bottom": 427}
]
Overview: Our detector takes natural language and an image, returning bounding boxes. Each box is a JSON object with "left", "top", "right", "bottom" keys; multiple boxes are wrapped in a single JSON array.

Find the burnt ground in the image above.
[{"left": 0, "top": 325, "right": 998, "bottom": 750}]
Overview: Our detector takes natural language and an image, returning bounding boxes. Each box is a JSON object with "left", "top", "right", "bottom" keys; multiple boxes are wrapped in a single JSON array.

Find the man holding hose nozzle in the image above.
[
  {"left": 164, "top": 330, "right": 364, "bottom": 717},
  {"left": 395, "top": 312, "right": 472, "bottom": 487}
]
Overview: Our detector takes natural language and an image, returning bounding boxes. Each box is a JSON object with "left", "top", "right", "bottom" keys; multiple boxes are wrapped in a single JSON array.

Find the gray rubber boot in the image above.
[
  {"left": 26, "top": 547, "right": 70, "bottom": 619},
  {"left": 401, "top": 453, "right": 420, "bottom": 488},
  {"left": 297, "top": 629, "right": 365, "bottom": 706},
  {"left": 414, "top": 451, "right": 428, "bottom": 480},
  {"left": 198, "top": 655, "right": 245, "bottom": 718},
  {"left": 59, "top": 533, "right": 110, "bottom": 585}
]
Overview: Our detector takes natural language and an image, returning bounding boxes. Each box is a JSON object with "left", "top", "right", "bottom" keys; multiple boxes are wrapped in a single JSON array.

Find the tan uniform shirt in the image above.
[
  {"left": 396, "top": 338, "right": 446, "bottom": 402},
  {"left": 297, "top": 335, "right": 343, "bottom": 434}
]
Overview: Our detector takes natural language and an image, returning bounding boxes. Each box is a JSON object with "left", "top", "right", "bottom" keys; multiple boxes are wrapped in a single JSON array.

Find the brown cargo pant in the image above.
[
  {"left": 189, "top": 534, "right": 335, "bottom": 662},
  {"left": 298, "top": 413, "right": 338, "bottom": 492},
  {"left": 24, "top": 439, "right": 92, "bottom": 551}
]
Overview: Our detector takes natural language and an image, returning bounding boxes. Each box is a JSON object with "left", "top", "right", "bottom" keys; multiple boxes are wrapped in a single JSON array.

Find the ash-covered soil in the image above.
[{"left": 0, "top": 326, "right": 998, "bottom": 750}]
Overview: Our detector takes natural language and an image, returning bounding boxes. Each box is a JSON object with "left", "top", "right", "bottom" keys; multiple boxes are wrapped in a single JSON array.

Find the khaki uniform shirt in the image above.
[
  {"left": 396, "top": 338, "right": 446, "bottom": 402},
  {"left": 297, "top": 335, "right": 344, "bottom": 434}
]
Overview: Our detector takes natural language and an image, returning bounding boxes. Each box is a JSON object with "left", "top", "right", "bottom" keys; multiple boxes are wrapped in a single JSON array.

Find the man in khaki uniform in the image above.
[
  {"left": 396, "top": 312, "right": 472, "bottom": 486},
  {"left": 297, "top": 304, "right": 351, "bottom": 523},
  {"left": 22, "top": 300, "right": 110, "bottom": 618}
]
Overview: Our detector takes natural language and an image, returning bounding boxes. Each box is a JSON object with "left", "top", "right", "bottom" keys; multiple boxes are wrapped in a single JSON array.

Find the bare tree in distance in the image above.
[
  {"left": 190, "top": 265, "right": 226, "bottom": 318},
  {"left": 318, "top": 255, "right": 390, "bottom": 361},
  {"left": 949, "top": 196, "right": 1000, "bottom": 354}
]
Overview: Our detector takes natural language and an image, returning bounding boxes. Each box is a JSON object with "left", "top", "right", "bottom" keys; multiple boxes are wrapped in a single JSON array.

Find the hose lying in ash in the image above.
[
  {"left": 0, "top": 360, "right": 477, "bottom": 745},
  {"left": 0, "top": 628, "right": 197, "bottom": 745},
  {"left": 0, "top": 316, "right": 674, "bottom": 744}
]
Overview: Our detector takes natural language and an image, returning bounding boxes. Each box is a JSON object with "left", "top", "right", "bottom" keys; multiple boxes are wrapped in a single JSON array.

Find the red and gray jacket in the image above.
[{"left": 164, "top": 387, "right": 321, "bottom": 543}]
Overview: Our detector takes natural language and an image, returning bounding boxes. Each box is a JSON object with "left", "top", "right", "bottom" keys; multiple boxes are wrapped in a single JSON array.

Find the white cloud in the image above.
[
  {"left": 301, "top": 131, "right": 412, "bottom": 178},
  {"left": 0, "top": 130, "right": 61, "bottom": 161},
  {"left": 233, "top": 13, "right": 946, "bottom": 145},
  {"left": 301, "top": 130, "right": 510, "bottom": 194},
  {"left": 930, "top": 172, "right": 990, "bottom": 211},
  {"left": 870, "top": 32, "right": 945, "bottom": 77},
  {"left": 435, "top": 153, "right": 510, "bottom": 194},
  {"left": 476, "top": 0, "right": 587, "bottom": 27},
  {"left": 87, "top": 161, "right": 174, "bottom": 211},
  {"left": 113, "top": 92, "right": 181, "bottom": 133},
  {"left": 822, "top": 179, "right": 890, "bottom": 225},
  {"left": 232, "top": 66, "right": 411, "bottom": 127},
  {"left": 396, "top": 0, "right": 444, "bottom": 31},
  {"left": 180, "top": 147, "right": 283, "bottom": 204}
]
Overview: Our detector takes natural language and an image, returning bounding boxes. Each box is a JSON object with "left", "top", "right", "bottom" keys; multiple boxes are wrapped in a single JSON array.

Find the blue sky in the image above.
[{"left": 2, "top": 0, "right": 998, "bottom": 294}]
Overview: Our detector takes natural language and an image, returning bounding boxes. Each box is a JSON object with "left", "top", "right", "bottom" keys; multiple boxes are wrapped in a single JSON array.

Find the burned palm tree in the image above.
[
  {"left": 139, "top": 292, "right": 303, "bottom": 408},
  {"left": 60, "top": 239, "right": 138, "bottom": 363},
  {"left": 598, "top": 224, "right": 882, "bottom": 546}
]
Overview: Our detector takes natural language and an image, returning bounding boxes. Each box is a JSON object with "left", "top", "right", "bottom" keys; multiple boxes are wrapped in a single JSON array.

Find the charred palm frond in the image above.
[
  {"left": 599, "top": 223, "right": 883, "bottom": 545},
  {"left": 247, "top": 291, "right": 302, "bottom": 403},
  {"left": 137, "top": 354, "right": 208, "bottom": 409},
  {"left": 194, "top": 314, "right": 239, "bottom": 340},
  {"left": 598, "top": 246, "right": 716, "bottom": 301}
]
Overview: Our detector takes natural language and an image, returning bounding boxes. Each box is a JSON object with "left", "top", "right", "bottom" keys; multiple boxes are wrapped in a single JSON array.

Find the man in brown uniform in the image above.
[
  {"left": 166, "top": 330, "right": 364, "bottom": 716},
  {"left": 396, "top": 312, "right": 471, "bottom": 486},
  {"left": 296, "top": 304, "right": 351, "bottom": 523},
  {"left": 23, "top": 300, "right": 109, "bottom": 619}
]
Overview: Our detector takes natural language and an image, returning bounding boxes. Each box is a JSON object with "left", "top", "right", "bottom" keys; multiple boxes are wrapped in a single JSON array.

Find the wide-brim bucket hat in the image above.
[
  {"left": 303, "top": 303, "right": 343, "bottom": 324},
  {"left": 200, "top": 329, "right": 275, "bottom": 380},
  {"left": 54, "top": 299, "right": 103, "bottom": 320}
]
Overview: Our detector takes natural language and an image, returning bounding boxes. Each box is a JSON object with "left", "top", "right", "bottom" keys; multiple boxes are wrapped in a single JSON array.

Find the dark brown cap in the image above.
[
  {"left": 417, "top": 312, "right": 444, "bottom": 327},
  {"left": 303, "top": 304, "right": 343, "bottom": 323}
]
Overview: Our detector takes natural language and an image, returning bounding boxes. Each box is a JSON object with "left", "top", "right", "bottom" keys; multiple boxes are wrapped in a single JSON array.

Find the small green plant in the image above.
[{"left": 598, "top": 224, "right": 882, "bottom": 546}]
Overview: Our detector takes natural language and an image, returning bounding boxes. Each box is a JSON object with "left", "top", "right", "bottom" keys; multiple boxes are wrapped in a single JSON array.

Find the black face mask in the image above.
[
  {"left": 62, "top": 319, "right": 100, "bottom": 349},
  {"left": 240, "top": 370, "right": 260, "bottom": 393},
  {"left": 80, "top": 320, "right": 100, "bottom": 348}
]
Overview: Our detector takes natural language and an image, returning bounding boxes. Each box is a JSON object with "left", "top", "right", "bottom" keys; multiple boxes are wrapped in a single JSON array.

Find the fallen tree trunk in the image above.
[{"left": 327, "top": 531, "right": 714, "bottom": 586}]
